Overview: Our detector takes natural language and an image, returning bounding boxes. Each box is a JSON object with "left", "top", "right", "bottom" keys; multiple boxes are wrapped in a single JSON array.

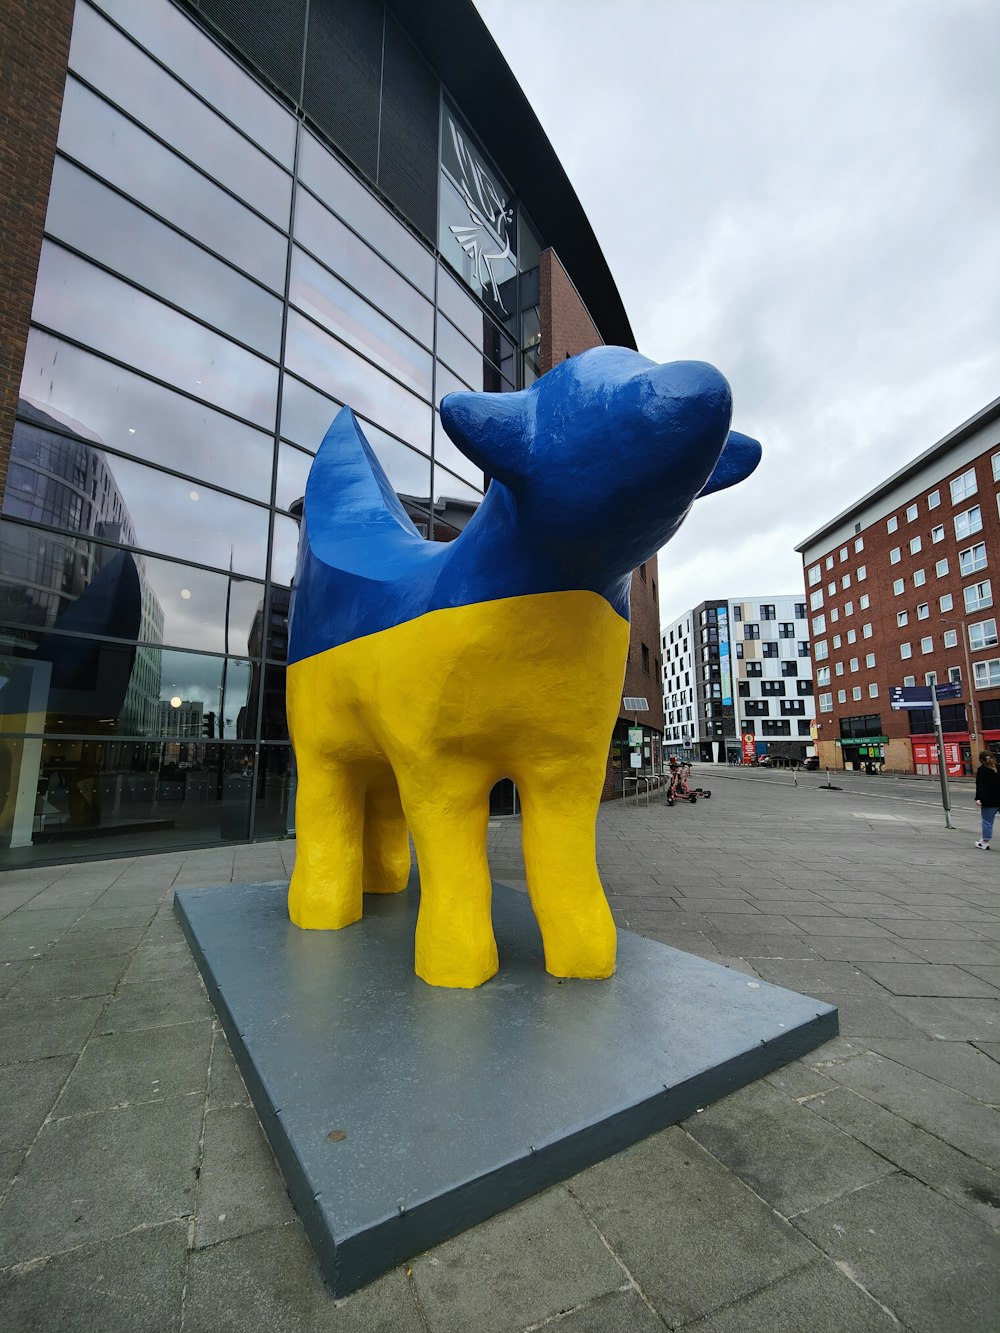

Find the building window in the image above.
[
  {"left": 835, "top": 662, "right": 845, "bottom": 676},
  {"left": 760, "top": 604, "right": 776, "bottom": 620},
  {"left": 833, "top": 634, "right": 842, "bottom": 649},
  {"left": 841, "top": 574, "right": 851, "bottom": 589},
  {"left": 993, "top": 454, "right": 1000, "bottom": 483},
  {"left": 869, "top": 683, "right": 879, "bottom": 698},
  {"left": 781, "top": 660, "right": 798, "bottom": 677},
  {"left": 830, "top": 608, "right": 840, "bottom": 623},
  {"left": 903, "top": 674, "right": 915, "bottom": 687},
  {"left": 940, "top": 593, "right": 954, "bottom": 612},
  {"left": 810, "top": 589, "right": 824, "bottom": 610},
  {"left": 732, "top": 604, "right": 742, "bottom": 620},
  {"left": 813, "top": 640, "right": 828, "bottom": 660},
  {"left": 909, "top": 535, "right": 922, "bottom": 554},
  {"left": 817, "top": 666, "right": 831, "bottom": 686},
  {"left": 744, "top": 623, "right": 760, "bottom": 639},
  {"left": 837, "top": 689, "right": 847, "bottom": 703},
  {"left": 943, "top": 629, "right": 958, "bottom": 648},
  {"left": 762, "top": 720, "right": 791, "bottom": 736},
  {"left": 859, "top": 593, "right": 870, "bottom": 609},
  {"left": 900, "top": 642, "right": 912, "bottom": 659},
  {"left": 920, "top": 636, "right": 933, "bottom": 653},
  {"left": 828, "top": 582, "right": 837, "bottom": 596},
  {"left": 745, "top": 699, "right": 769, "bottom": 716},
  {"left": 846, "top": 628, "right": 857, "bottom": 644},
  {"left": 974, "top": 659, "right": 1000, "bottom": 689},
  {"left": 928, "top": 489, "right": 940, "bottom": 509},
  {"left": 965, "top": 580, "right": 993, "bottom": 613},
  {"left": 969, "top": 619, "right": 999, "bottom": 651},
  {"left": 793, "top": 602, "right": 807, "bottom": 619},
  {"left": 948, "top": 665, "right": 961, "bottom": 684},
  {"left": 779, "top": 622, "right": 795, "bottom": 637},
  {"left": 906, "top": 503, "right": 918, "bottom": 521},
  {"left": 746, "top": 661, "right": 763, "bottom": 677},
  {"left": 812, "top": 615, "right": 826, "bottom": 634},
  {"left": 897, "top": 610, "right": 908, "bottom": 627},
  {"left": 738, "top": 681, "right": 751, "bottom": 697},
  {"left": 862, "top": 622, "right": 873, "bottom": 638},
  {"left": 854, "top": 537, "right": 864, "bottom": 553},
  {"left": 925, "top": 671, "right": 938, "bottom": 686},
  {"left": 917, "top": 603, "right": 929, "bottom": 620},
  {"left": 639, "top": 562, "right": 647, "bottom": 582},
  {"left": 913, "top": 569, "right": 926, "bottom": 587},
  {"left": 856, "top": 565, "right": 867, "bottom": 581},
  {"left": 808, "top": 564, "right": 821, "bottom": 585},
  {"left": 780, "top": 699, "right": 806, "bottom": 715},
  {"left": 761, "top": 680, "right": 785, "bottom": 695},
  {"left": 852, "top": 686, "right": 862, "bottom": 700},
  {"left": 935, "top": 558, "right": 949, "bottom": 577},
  {"left": 762, "top": 642, "right": 779, "bottom": 658},
  {"left": 893, "top": 579, "right": 905, "bottom": 595},
  {"left": 887, "top": 516, "right": 898, "bottom": 533},
  {"left": 819, "top": 692, "right": 833, "bottom": 712},
  {"left": 932, "top": 524, "right": 945, "bottom": 543},
  {"left": 826, "top": 555, "right": 834, "bottom": 569},
  {"left": 849, "top": 656, "right": 859, "bottom": 672},
  {"left": 955, "top": 506, "right": 983, "bottom": 540},
  {"left": 865, "top": 652, "right": 876, "bottom": 667},
  {"left": 890, "top": 547, "right": 901, "bottom": 564},
  {"left": 960, "top": 543, "right": 988, "bottom": 576},
  {"left": 950, "top": 468, "right": 977, "bottom": 504},
  {"left": 844, "top": 601, "right": 854, "bottom": 617},
  {"left": 641, "top": 642, "right": 650, "bottom": 673}
]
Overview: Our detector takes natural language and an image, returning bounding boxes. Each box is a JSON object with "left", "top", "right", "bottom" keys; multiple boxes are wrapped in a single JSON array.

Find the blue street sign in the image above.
[{"left": 890, "top": 682, "right": 962, "bottom": 710}]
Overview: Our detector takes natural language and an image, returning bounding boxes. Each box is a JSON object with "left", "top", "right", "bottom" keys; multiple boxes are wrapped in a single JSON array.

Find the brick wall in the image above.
[
  {"left": 0, "top": 0, "right": 75, "bottom": 498},
  {"left": 538, "top": 248, "right": 665, "bottom": 798}
]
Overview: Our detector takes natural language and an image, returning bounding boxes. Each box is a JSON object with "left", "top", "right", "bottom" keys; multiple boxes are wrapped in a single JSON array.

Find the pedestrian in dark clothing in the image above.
[{"left": 974, "top": 751, "right": 1000, "bottom": 850}]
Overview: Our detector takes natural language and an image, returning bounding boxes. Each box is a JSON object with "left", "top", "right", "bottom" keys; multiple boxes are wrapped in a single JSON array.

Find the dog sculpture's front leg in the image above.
[
  {"left": 288, "top": 754, "right": 364, "bottom": 930},
  {"left": 518, "top": 764, "right": 616, "bottom": 979},
  {"left": 397, "top": 763, "right": 498, "bottom": 988}
]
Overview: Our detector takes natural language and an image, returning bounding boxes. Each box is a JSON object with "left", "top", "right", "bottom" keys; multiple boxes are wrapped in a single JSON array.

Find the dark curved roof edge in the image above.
[{"left": 389, "top": 0, "right": 636, "bottom": 351}]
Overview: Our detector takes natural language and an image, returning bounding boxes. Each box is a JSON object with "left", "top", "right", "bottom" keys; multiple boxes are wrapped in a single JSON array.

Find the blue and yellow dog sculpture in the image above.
[{"left": 286, "top": 347, "right": 760, "bottom": 988}]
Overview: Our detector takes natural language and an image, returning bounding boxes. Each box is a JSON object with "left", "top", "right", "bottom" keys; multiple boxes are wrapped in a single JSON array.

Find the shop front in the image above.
[{"left": 836, "top": 735, "right": 887, "bottom": 772}]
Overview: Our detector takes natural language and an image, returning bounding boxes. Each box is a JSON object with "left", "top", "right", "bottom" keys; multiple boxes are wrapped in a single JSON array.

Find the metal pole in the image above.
[{"left": 932, "top": 687, "right": 954, "bottom": 829}]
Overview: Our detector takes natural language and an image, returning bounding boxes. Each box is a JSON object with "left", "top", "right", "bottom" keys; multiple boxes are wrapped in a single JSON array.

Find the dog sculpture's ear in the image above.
[
  {"left": 697, "top": 430, "right": 762, "bottom": 498},
  {"left": 440, "top": 389, "right": 533, "bottom": 488}
]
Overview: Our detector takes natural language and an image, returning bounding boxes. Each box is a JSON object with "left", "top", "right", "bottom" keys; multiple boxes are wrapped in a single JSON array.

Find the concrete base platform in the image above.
[{"left": 174, "top": 880, "right": 837, "bottom": 1295}]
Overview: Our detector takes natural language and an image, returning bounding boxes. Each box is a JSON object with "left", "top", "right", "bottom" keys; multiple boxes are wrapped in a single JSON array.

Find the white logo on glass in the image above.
[{"left": 447, "top": 119, "right": 513, "bottom": 313}]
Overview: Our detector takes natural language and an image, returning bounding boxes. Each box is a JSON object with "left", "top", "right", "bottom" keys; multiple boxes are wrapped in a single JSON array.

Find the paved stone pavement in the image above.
[{"left": 0, "top": 767, "right": 997, "bottom": 1331}]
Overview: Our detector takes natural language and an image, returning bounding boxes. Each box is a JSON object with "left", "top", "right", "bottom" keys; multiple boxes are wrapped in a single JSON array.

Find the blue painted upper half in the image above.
[{"left": 288, "top": 347, "right": 761, "bottom": 664}]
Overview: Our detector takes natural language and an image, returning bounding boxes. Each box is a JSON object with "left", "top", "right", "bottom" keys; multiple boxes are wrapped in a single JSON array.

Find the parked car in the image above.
[
  {"left": 756, "top": 755, "right": 772, "bottom": 767},
  {"left": 803, "top": 755, "right": 820, "bottom": 771}
]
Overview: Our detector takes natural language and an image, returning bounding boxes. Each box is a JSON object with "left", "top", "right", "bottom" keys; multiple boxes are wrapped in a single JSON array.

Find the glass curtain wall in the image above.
[{"left": 0, "top": 0, "right": 538, "bottom": 862}]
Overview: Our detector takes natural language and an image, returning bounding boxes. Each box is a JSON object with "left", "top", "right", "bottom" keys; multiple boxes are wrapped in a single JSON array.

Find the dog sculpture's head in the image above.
[{"left": 441, "top": 346, "right": 760, "bottom": 575}]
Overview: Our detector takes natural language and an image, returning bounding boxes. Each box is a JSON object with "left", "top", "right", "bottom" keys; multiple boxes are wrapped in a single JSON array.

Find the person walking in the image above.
[{"left": 974, "top": 750, "right": 1000, "bottom": 850}]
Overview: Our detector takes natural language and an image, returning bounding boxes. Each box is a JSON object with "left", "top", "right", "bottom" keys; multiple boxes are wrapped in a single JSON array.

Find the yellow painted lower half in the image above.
[{"left": 286, "top": 590, "right": 630, "bottom": 989}]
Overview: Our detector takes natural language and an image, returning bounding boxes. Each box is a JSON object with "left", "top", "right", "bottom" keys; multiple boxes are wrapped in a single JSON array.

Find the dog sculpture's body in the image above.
[{"left": 286, "top": 347, "right": 760, "bottom": 987}]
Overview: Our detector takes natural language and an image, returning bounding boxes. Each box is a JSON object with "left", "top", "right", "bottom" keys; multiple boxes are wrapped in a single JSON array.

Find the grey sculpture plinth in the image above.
[{"left": 174, "top": 880, "right": 837, "bottom": 1295}]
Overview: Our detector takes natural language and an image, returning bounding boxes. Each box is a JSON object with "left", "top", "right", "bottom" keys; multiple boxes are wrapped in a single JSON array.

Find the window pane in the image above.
[
  {"left": 92, "top": 0, "right": 296, "bottom": 164},
  {"left": 0, "top": 730, "right": 259, "bottom": 856},
  {"left": 288, "top": 246, "right": 432, "bottom": 397},
  {"left": 32, "top": 244, "right": 279, "bottom": 427},
  {"left": 46, "top": 159, "right": 283, "bottom": 359},
  {"left": 283, "top": 311, "right": 432, "bottom": 447},
  {"left": 19, "top": 332, "right": 273, "bottom": 503},
  {"left": 435, "top": 313, "right": 485, "bottom": 390},
  {"left": 298, "top": 132, "right": 434, "bottom": 294},
  {"left": 0, "top": 520, "right": 264, "bottom": 654},
  {"left": 253, "top": 743, "right": 296, "bottom": 837},
  {"left": 437, "top": 265, "right": 487, "bottom": 345},
  {"left": 432, "top": 465, "right": 485, "bottom": 505},
  {"left": 0, "top": 638, "right": 252, "bottom": 741},
  {"left": 274, "top": 443, "right": 311, "bottom": 513},
  {"left": 270, "top": 514, "right": 300, "bottom": 588},
  {"left": 68, "top": 5, "right": 292, "bottom": 227},
  {"left": 294, "top": 190, "right": 433, "bottom": 345},
  {"left": 439, "top": 167, "right": 516, "bottom": 321},
  {"left": 58, "top": 79, "right": 286, "bottom": 292}
]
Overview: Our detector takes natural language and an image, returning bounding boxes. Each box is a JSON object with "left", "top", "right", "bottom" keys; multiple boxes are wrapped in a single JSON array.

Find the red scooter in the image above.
[{"left": 665, "top": 761, "right": 711, "bottom": 806}]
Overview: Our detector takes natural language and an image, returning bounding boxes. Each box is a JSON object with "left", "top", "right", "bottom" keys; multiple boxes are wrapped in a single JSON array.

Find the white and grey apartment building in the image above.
[{"left": 663, "top": 596, "right": 815, "bottom": 763}]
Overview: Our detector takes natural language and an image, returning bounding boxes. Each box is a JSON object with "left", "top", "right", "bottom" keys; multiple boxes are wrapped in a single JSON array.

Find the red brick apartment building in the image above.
[{"left": 796, "top": 398, "right": 1000, "bottom": 775}]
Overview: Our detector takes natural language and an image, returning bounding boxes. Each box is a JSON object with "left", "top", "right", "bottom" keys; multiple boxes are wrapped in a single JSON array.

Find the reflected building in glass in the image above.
[{"left": 0, "top": 0, "right": 656, "bottom": 862}]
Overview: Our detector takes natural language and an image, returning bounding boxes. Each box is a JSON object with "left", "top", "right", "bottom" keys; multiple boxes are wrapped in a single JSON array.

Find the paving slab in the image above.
[
  {"left": 5, "top": 954, "right": 130, "bottom": 1002},
  {"left": 858, "top": 962, "right": 1000, "bottom": 998},
  {"left": 885, "top": 995, "right": 1000, "bottom": 1040},
  {"left": 0, "top": 994, "right": 106, "bottom": 1066},
  {"left": 54, "top": 1019, "right": 213, "bottom": 1116},
  {"left": 0, "top": 1219, "right": 187, "bottom": 1333},
  {"left": 194, "top": 1103, "right": 296, "bottom": 1248},
  {"left": 864, "top": 1037, "right": 1000, "bottom": 1103},
  {"left": 684, "top": 1258, "right": 900, "bottom": 1332},
  {"left": 182, "top": 1223, "right": 423, "bottom": 1333},
  {"left": 683, "top": 1079, "right": 895, "bottom": 1217},
  {"left": 568, "top": 1127, "right": 816, "bottom": 1327},
  {"left": 0, "top": 1054, "right": 75, "bottom": 1152},
  {"left": 793, "top": 1171, "right": 1000, "bottom": 1333},
  {"left": 96, "top": 976, "right": 213, "bottom": 1034}
]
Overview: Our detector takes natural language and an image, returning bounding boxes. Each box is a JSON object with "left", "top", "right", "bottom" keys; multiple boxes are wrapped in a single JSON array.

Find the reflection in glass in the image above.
[
  {"left": 278, "top": 375, "right": 432, "bottom": 495},
  {"left": 46, "top": 159, "right": 283, "bottom": 359},
  {"left": 33, "top": 244, "right": 280, "bottom": 428},
  {"left": 434, "top": 314, "right": 482, "bottom": 391},
  {"left": 92, "top": 0, "right": 296, "bottom": 164},
  {"left": 0, "top": 732, "right": 259, "bottom": 852},
  {"left": 20, "top": 331, "right": 274, "bottom": 502},
  {"left": 0, "top": 519, "right": 263, "bottom": 655},
  {"left": 289, "top": 247, "right": 432, "bottom": 397},
  {"left": 58, "top": 80, "right": 287, "bottom": 292},
  {"left": 294, "top": 191, "right": 433, "bottom": 346},
  {"left": 299, "top": 132, "right": 434, "bottom": 294},
  {"left": 253, "top": 744, "right": 296, "bottom": 838},
  {"left": 432, "top": 466, "right": 486, "bottom": 507},
  {"left": 4, "top": 406, "right": 270, "bottom": 578},
  {"left": 439, "top": 171, "right": 516, "bottom": 321},
  {"left": 270, "top": 514, "right": 299, "bottom": 589},
  {"left": 433, "top": 408, "right": 486, "bottom": 492},
  {"left": 68, "top": 5, "right": 292, "bottom": 227},
  {"left": 284, "top": 311, "right": 432, "bottom": 448},
  {"left": 275, "top": 443, "right": 311, "bottom": 513},
  {"left": 436, "top": 264, "right": 485, "bottom": 346}
]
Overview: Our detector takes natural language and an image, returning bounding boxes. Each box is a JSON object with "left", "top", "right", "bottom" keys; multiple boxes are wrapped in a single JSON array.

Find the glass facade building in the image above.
[{"left": 0, "top": 0, "right": 634, "bottom": 862}]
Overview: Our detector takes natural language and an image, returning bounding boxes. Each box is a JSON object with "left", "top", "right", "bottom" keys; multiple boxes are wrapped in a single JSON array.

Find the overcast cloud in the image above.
[{"left": 475, "top": 0, "right": 1000, "bottom": 626}]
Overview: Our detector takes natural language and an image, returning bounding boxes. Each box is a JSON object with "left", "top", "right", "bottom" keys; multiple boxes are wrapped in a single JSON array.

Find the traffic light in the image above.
[{"left": 203, "top": 710, "right": 216, "bottom": 739}]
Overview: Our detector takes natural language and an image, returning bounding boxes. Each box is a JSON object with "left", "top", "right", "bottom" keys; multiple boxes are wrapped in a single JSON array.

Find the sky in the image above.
[{"left": 474, "top": 0, "right": 1000, "bottom": 628}]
